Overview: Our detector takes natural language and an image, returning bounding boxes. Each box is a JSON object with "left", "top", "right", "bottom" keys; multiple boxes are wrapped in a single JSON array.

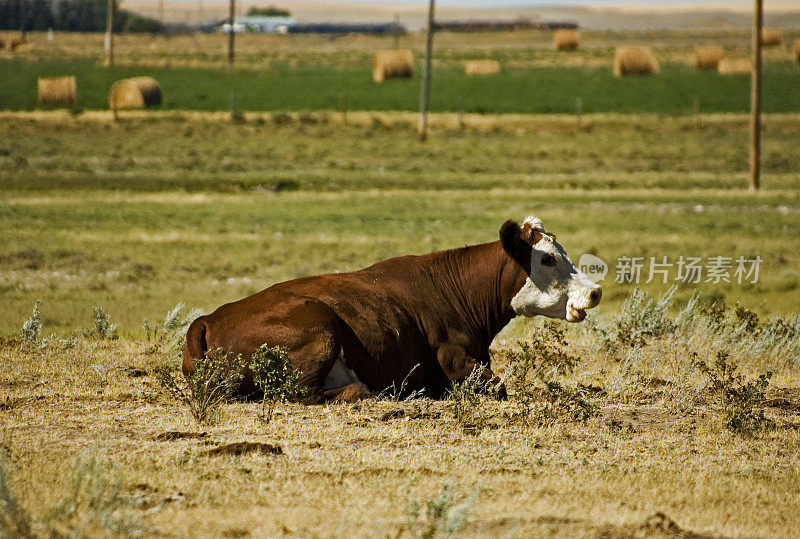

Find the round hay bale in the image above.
[
  {"left": 794, "top": 38, "right": 800, "bottom": 63},
  {"left": 761, "top": 28, "right": 782, "bottom": 47},
  {"left": 373, "top": 50, "right": 414, "bottom": 83},
  {"left": 464, "top": 60, "right": 500, "bottom": 76},
  {"left": 37, "top": 76, "right": 77, "bottom": 105},
  {"left": 109, "top": 77, "right": 162, "bottom": 110},
  {"left": 694, "top": 45, "right": 724, "bottom": 70},
  {"left": 613, "top": 46, "right": 659, "bottom": 76},
  {"left": 718, "top": 58, "right": 750, "bottom": 75},
  {"left": 553, "top": 29, "right": 579, "bottom": 51}
]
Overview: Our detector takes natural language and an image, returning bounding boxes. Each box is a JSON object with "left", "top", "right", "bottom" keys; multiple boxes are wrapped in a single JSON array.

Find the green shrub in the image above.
[
  {"left": 248, "top": 344, "right": 306, "bottom": 424},
  {"left": 613, "top": 286, "right": 677, "bottom": 347},
  {"left": 20, "top": 300, "right": 42, "bottom": 347},
  {"left": 406, "top": 482, "right": 478, "bottom": 539},
  {"left": 89, "top": 306, "right": 118, "bottom": 340},
  {"left": 446, "top": 368, "right": 488, "bottom": 434},
  {"left": 499, "top": 322, "right": 596, "bottom": 426},
  {"left": 143, "top": 303, "right": 202, "bottom": 356},
  {"left": 156, "top": 348, "right": 243, "bottom": 424},
  {"left": 697, "top": 350, "right": 774, "bottom": 436}
]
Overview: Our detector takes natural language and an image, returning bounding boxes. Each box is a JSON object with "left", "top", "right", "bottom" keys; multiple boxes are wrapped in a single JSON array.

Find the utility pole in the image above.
[
  {"left": 392, "top": 12, "right": 400, "bottom": 49},
  {"left": 104, "top": 0, "right": 114, "bottom": 67},
  {"left": 749, "top": 0, "right": 763, "bottom": 192},
  {"left": 227, "top": 0, "right": 235, "bottom": 67},
  {"left": 20, "top": 0, "right": 27, "bottom": 40},
  {"left": 418, "top": 0, "right": 435, "bottom": 141}
]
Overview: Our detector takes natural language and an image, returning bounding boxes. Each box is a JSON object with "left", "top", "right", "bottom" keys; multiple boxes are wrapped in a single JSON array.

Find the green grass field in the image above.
[
  {"left": 3, "top": 57, "right": 800, "bottom": 113},
  {"left": 1, "top": 114, "right": 799, "bottom": 334}
]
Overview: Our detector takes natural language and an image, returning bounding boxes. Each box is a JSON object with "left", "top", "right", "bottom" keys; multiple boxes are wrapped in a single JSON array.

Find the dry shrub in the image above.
[
  {"left": 613, "top": 46, "right": 659, "bottom": 76},
  {"left": 694, "top": 45, "right": 724, "bottom": 70},
  {"left": 37, "top": 76, "right": 77, "bottom": 105},
  {"left": 109, "top": 76, "right": 162, "bottom": 110},
  {"left": 718, "top": 58, "right": 750, "bottom": 75},
  {"left": 794, "top": 39, "right": 800, "bottom": 63},
  {"left": 761, "top": 28, "right": 782, "bottom": 47},
  {"left": 553, "top": 29, "right": 579, "bottom": 51},
  {"left": 464, "top": 60, "right": 500, "bottom": 75},
  {"left": 373, "top": 49, "right": 414, "bottom": 83}
]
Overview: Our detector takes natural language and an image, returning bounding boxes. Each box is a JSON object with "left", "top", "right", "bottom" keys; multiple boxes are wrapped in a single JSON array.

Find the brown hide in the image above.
[{"left": 184, "top": 221, "right": 536, "bottom": 401}]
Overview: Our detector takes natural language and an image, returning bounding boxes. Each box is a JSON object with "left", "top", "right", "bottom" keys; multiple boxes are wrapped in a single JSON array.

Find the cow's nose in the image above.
[{"left": 588, "top": 286, "right": 602, "bottom": 307}]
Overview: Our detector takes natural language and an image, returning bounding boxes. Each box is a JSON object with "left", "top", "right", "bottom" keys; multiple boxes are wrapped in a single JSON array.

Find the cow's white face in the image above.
[{"left": 501, "top": 217, "right": 601, "bottom": 322}]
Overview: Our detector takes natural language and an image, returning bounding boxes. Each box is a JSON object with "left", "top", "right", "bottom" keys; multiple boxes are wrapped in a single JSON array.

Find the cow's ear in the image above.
[{"left": 500, "top": 220, "right": 532, "bottom": 270}]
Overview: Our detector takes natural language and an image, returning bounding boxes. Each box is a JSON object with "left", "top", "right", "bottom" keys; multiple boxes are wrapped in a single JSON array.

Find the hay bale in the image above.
[
  {"left": 37, "top": 76, "right": 77, "bottom": 105},
  {"left": 694, "top": 45, "right": 724, "bottom": 70},
  {"left": 718, "top": 58, "right": 750, "bottom": 75},
  {"left": 761, "top": 28, "right": 782, "bottom": 47},
  {"left": 553, "top": 29, "right": 579, "bottom": 51},
  {"left": 613, "top": 46, "right": 659, "bottom": 76},
  {"left": 464, "top": 60, "right": 500, "bottom": 75},
  {"left": 373, "top": 50, "right": 414, "bottom": 83},
  {"left": 794, "top": 38, "right": 800, "bottom": 63},
  {"left": 109, "top": 77, "right": 162, "bottom": 110}
]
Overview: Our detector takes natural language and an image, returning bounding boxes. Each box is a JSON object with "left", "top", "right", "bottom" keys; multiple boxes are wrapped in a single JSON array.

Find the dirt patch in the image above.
[
  {"left": 154, "top": 431, "right": 208, "bottom": 441},
  {"left": 598, "top": 511, "right": 715, "bottom": 539},
  {"left": 202, "top": 442, "right": 283, "bottom": 457},
  {"left": 121, "top": 366, "right": 148, "bottom": 378}
]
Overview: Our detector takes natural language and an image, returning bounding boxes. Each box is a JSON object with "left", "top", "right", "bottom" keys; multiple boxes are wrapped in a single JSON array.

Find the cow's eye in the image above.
[{"left": 541, "top": 253, "right": 556, "bottom": 267}]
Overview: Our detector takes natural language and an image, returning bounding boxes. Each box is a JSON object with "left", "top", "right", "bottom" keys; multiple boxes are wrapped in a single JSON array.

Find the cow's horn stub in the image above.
[{"left": 521, "top": 216, "right": 545, "bottom": 244}]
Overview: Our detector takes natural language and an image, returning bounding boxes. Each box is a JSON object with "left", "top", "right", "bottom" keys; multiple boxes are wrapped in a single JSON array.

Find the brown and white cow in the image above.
[{"left": 183, "top": 217, "right": 602, "bottom": 402}]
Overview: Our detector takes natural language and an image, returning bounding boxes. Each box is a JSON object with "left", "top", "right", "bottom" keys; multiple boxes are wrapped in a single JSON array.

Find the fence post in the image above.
[
  {"left": 749, "top": 0, "right": 763, "bottom": 192},
  {"left": 339, "top": 94, "right": 347, "bottom": 125},
  {"left": 417, "top": 0, "right": 436, "bottom": 141}
]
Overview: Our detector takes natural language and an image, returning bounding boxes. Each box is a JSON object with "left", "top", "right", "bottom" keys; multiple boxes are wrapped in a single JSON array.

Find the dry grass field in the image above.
[{"left": 2, "top": 298, "right": 800, "bottom": 537}]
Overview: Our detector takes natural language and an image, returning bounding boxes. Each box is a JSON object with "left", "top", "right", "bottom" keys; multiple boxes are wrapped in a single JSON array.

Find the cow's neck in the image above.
[{"left": 424, "top": 241, "right": 527, "bottom": 349}]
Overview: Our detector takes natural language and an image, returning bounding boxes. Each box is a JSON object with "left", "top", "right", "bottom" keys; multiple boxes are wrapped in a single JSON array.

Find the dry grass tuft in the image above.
[
  {"left": 795, "top": 38, "right": 800, "bottom": 63},
  {"left": 109, "top": 76, "right": 162, "bottom": 111},
  {"left": 37, "top": 76, "right": 77, "bottom": 105},
  {"left": 613, "top": 46, "right": 660, "bottom": 76},
  {"left": 553, "top": 29, "right": 579, "bottom": 51},
  {"left": 718, "top": 58, "right": 750, "bottom": 74},
  {"left": 463, "top": 59, "right": 500, "bottom": 76},
  {"left": 2, "top": 33, "right": 26, "bottom": 51},
  {"left": 694, "top": 45, "right": 724, "bottom": 70},
  {"left": 372, "top": 49, "right": 414, "bottom": 83},
  {"left": 761, "top": 28, "right": 782, "bottom": 47}
]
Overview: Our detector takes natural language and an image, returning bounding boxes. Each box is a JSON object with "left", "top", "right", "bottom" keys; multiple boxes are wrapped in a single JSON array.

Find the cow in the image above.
[{"left": 183, "top": 217, "right": 602, "bottom": 402}]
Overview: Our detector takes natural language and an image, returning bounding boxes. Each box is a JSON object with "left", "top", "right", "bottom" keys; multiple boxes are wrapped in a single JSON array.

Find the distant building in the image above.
[
  {"left": 210, "top": 18, "right": 403, "bottom": 35},
  {"left": 239, "top": 16, "right": 295, "bottom": 33},
  {"left": 215, "top": 16, "right": 295, "bottom": 34}
]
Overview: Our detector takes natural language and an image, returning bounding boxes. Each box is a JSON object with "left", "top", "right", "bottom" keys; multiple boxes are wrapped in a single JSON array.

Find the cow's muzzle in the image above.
[{"left": 566, "top": 285, "right": 602, "bottom": 323}]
